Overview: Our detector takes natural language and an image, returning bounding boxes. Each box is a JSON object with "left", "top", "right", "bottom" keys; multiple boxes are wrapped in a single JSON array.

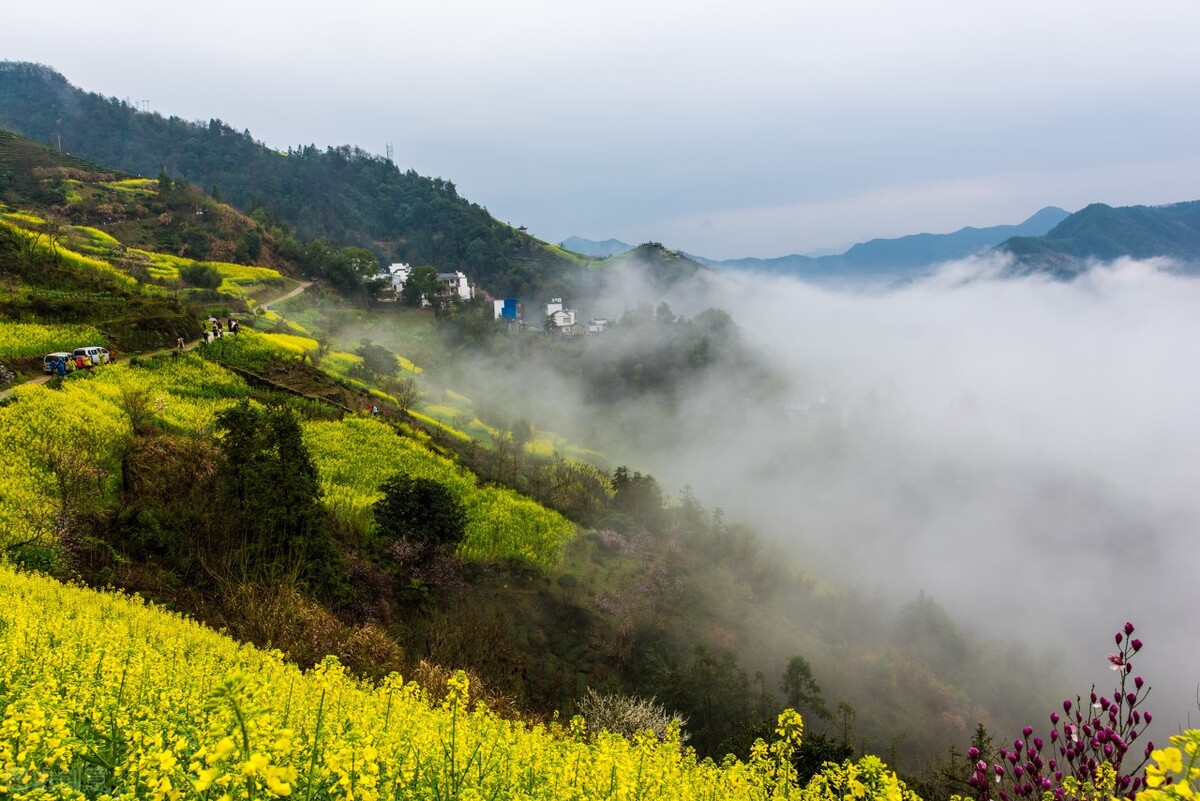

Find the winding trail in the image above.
[{"left": 0, "top": 280, "right": 313, "bottom": 401}]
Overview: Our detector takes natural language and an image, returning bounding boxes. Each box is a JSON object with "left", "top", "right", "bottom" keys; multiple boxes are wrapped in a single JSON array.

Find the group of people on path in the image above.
[{"left": 194, "top": 317, "right": 240, "bottom": 346}]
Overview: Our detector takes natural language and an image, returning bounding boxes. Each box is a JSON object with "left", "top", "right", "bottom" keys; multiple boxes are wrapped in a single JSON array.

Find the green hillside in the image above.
[
  {"left": 0, "top": 61, "right": 585, "bottom": 298},
  {"left": 1002, "top": 200, "right": 1200, "bottom": 268}
]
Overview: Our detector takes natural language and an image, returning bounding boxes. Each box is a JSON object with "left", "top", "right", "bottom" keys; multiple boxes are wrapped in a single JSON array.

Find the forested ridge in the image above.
[{"left": 0, "top": 61, "right": 584, "bottom": 297}]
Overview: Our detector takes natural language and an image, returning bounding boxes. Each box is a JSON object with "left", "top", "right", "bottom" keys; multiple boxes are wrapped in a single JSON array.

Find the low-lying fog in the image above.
[
  {"left": 432, "top": 252, "right": 1197, "bottom": 736},
  {"left": 606, "top": 255, "right": 1199, "bottom": 732},
  {"left": 454, "top": 253, "right": 1198, "bottom": 734}
]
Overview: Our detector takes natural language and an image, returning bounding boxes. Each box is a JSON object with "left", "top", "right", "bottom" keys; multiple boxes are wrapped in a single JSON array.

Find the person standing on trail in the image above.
[{"left": 177, "top": 337, "right": 185, "bottom": 350}]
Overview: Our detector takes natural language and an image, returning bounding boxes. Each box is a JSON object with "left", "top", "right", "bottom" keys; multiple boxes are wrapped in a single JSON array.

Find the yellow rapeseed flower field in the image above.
[{"left": 0, "top": 566, "right": 923, "bottom": 800}]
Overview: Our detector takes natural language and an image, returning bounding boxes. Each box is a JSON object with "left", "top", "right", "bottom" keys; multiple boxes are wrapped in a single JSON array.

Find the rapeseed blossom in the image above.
[{"left": 0, "top": 565, "right": 921, "bottom": 799}]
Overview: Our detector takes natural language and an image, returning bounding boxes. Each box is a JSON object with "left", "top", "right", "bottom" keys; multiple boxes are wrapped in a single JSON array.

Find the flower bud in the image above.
[
  {"left": 1124, "top": 621, "right": 1135, "bottom": 635},
  {"left": 969, "top": 747, "right": 980, "bottom": 759},
  {"left": 1115, "top": 632, "right": 1123, "bottom": 645},
  {"left": 1063, "top": 700, "right": 1072, "bottom": 713},
  {"left": 1131, "top": 638, "right": 1142, "bottom": 652},
  {"left": 1050, "top": 712, "right": 1060, "bottom": 724},
  {"left": 1034, "top": 737, "right": 1043, "bottom": 750},
  {"left": 1144, "top": 712, "right": 1152, "bottom": 724},
  {"left": 1134, "top": 676, "right": 1144, "bottom": 689},
  {"left": 1023, "top": 726, "right": 1034, "bottom": 738}
]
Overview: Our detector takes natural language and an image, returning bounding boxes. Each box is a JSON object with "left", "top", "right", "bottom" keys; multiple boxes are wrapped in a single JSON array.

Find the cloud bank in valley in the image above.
[{"left": 567, "top": 255, "right": 1200, "bottom": 731}]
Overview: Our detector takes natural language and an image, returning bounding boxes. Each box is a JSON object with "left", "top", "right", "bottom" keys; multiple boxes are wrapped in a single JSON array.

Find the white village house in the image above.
[
  {"left": 387, "top": 263, "right": 475, "bottom": 304},
  {"left": 546, "top": 298, "right": 586, "bottom": 335}
]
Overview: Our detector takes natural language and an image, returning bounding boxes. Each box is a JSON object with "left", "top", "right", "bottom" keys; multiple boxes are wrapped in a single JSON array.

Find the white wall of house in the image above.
[
  {"left": 388, "top": 263, "right": 411, "bottom": 295},
  {"left": 551, "top": 309, "right": 576, "bottom": 327},
  {"left": 437, "top": 271, "right": 475, "bottom": 300}
]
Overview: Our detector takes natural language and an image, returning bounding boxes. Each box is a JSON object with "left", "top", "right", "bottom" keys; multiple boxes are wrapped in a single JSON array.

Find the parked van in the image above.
[
  {"left": 43, "top": 352, "right": 76, "bottom": 373},
  {"left": 72, "top": 346, "right": 110, "bottom": 367}
]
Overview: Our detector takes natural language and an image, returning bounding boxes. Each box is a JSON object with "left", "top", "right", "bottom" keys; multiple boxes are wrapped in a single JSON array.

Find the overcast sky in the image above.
[{"left": 4, "top": 1, "right": 1200, "bottom": 258}]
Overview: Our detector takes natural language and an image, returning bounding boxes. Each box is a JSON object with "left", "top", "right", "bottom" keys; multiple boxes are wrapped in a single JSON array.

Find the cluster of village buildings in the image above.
[{"left": 385, "top": 263, "right": 608, "bottom": 335}]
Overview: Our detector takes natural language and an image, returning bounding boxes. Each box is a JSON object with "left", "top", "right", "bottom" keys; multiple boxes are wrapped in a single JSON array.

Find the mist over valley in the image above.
[{"left": 437, "top": 251, "right": 1200, "bottom": 744}]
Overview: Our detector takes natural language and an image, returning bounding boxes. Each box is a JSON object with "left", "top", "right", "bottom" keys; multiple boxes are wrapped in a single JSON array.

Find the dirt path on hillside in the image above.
[{"left": 0, "top": 280, "right": 314, "bottom": 401}]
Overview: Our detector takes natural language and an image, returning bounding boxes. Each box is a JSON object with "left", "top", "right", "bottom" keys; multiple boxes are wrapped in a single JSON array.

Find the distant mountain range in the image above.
[
  {"left": 559, "top": 236, "right": 634, "bottom": 258},
  {"left": 699, "top": 206, "right": 1071, "bottom": 279},
  {"left": 565, "top": 200, "right": 1200, "bottom": 283},
  {"left": 563, "top": 207, "right": 1071, "bottom": 282}
]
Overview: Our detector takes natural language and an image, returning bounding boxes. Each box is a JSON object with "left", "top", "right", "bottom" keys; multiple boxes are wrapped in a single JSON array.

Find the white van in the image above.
[
  {"left": 72, "top": 346, "right": 110, "bottom": 367},
  {"left": 43, "top": 352, "right": 76, "bottom": 373}
]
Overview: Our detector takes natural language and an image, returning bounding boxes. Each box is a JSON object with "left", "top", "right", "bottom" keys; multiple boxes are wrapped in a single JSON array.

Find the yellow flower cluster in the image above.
[
  {"left": 0, "top": 322, "right": 106, "bottom": 359},
  {"left": 0, "top": 566, "right": 915, "bottom": 800},
  {"left": 103, "top": 178, "right": 157, "bottom": 192},
  {"left": 206, "top": 262, "right": 286, "bottom": 286},
  {"left": 259, "top": 333, "right": 319, "bottom": 355},
  {"left": 1140, "top": 730, "right": 1200, "bottom": 801},
  {"left": 0, "top": 209, "right": 46, "bottom": 225},
  {"left": 797, "top": 755, "right": 917, "bottom": 801}
]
